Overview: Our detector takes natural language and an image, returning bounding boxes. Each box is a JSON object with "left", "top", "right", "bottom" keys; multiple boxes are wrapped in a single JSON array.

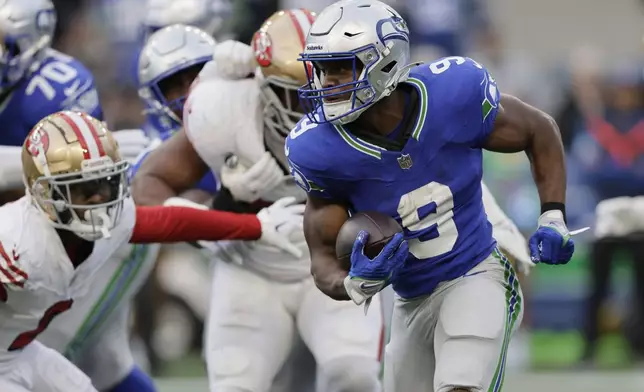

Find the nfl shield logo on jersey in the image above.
[{"left": 397, "top": 154, "right": 413, "bottom": 170}]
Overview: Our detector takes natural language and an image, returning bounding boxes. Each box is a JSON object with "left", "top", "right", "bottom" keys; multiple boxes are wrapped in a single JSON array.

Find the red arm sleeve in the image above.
[{"left": 129, "top": 206, "right": 262, "bottom": 244}]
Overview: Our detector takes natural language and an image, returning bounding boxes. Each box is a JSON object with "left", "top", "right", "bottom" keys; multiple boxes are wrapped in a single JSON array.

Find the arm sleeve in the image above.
[
  {"left": 445, "top": 57, "right": 500, "bottom": 147},
  {"left": 130, "top": 205, "right": 262, "bottom": 243}
]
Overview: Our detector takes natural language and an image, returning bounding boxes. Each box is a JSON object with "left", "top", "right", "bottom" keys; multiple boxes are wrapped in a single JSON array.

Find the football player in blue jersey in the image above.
[
  {"left": 134, "top": 0, "right": 230, "bottom": 141},
  {"left": 0, "top": 0, "right": 102, "bottom": 201},
  {"left": 286, "top": 1, "right": 580, "bottom": 391}
]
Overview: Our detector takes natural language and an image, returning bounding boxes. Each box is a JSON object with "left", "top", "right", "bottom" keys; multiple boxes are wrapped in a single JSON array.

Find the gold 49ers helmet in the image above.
[
  {"left": 252, "top": 9, "right": 316, "bottom": 139},
  {"left": 22, "top": 111, "right": 129, "bottom": 241}
]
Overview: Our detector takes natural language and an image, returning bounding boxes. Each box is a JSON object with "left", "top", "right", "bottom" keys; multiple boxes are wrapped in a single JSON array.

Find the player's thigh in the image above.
[
  {"left": 27, "top": 341, "right": 97, "bottom": 392},
  {"left": 75, "top": 304, "right": 135, "bottom": 390},
  {"left": 297, "top": 281, "right": 382, "bottom": 391},
  {"left": 205, "top": 261, "right": 295, "bottom": 392},
  {"left": 383, "top": 294, "right": 437, "bottom": 392},
  {"left": 433, "top": 250, "right": 524, "bottom": 392},
  {"left": 297, "top": 279, "right": 383, "bottom": 365}
]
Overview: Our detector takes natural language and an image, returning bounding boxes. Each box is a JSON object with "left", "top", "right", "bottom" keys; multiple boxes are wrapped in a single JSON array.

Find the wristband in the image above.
[{"left": 541, "top": 202, "right": 566, "bottom": 224}]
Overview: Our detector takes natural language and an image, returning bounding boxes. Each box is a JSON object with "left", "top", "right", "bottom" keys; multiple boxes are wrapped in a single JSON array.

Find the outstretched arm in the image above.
[
  {"left": 304, "top": 194, "right": 351, "bottom": 300},
  {"left": 131, "top": 130, "right": 209, "bottom": 206},
  {"left": 130, "top": 205, "right": 261, "bottom": 244},
  {"left": 484, "top": 94, "right": 566, "bottom": 214}
]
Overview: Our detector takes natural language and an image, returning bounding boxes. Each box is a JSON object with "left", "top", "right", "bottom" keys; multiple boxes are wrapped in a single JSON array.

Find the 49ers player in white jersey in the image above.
[
  {"left": 133, "top": 9, "right": 386, "bottom": 392},
  {"left": 0, "top": 111, "right": 301, "bottom": 392}
]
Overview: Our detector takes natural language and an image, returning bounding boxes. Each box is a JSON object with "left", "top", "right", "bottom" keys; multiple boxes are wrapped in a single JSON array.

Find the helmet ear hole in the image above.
[{"left": 382, "top": 61, "right": 397, "bottom": 73}]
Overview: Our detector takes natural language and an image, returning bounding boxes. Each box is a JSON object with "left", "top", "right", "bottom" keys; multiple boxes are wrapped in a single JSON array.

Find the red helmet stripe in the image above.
[
  {"left": 79, "top": 112, "right": 106, "bottom": 157},
  {"left": 286, "top": 9, "right": 308, "bottom": 48},
  {"left": 300, "top": 8, "right": 315, "bottom": 24},
  {"left": 57, "top": 112, "right": 105, "bottom": 159}
]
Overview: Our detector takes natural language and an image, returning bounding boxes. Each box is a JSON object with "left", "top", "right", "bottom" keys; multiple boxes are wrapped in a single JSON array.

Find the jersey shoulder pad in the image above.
[
  {"left": 22, "top": 49, "right": 103, "bottom": 127},
  {"left": 286, "top": 116, "right": 345, "bottom": 199},
  {"left": 411, "top": 57, "right": 500, "bottom": 146},
  {"left": 184, "top": 78, "right": 262, "bottom": 173}
]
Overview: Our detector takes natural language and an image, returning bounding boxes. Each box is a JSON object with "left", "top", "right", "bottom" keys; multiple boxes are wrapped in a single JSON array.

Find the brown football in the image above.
[{"left": 335, "top": 211, "right": 403, "bottom": 270}]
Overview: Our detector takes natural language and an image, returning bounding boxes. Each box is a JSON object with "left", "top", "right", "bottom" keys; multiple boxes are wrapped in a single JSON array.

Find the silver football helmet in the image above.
[
  {"left": 142, "top": 0, "right": 231, "bottom": 38},
  {"left": 0, "top": 0, "right": 56, "bottom": 91},
  {"left": 298, "top": 0, "right": 411, "bottom": 125},
  {"left": 138, "top": 24, "right": 216, "bottom": 125}
]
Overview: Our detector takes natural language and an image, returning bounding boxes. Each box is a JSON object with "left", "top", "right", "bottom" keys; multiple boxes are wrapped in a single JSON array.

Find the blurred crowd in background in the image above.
[{"left": 46, "top": 0, "right": 644, "bottom": 375}]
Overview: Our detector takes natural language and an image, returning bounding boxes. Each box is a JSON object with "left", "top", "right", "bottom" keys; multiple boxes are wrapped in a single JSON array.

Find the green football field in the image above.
[
  {"left": 152, "top": 331, "right": 641, "bottom": 391},
  {"left": 154, "top": 371, "right": 644, "bottom": 392}
]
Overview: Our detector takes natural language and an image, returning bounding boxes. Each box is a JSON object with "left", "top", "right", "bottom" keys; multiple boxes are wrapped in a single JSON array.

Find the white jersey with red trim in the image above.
[
  {"left": 185, "top": 77, "right": 309, "bottom": 282},
  {"left": 0, "top": 196, "right": 136, "bottom": 364}
]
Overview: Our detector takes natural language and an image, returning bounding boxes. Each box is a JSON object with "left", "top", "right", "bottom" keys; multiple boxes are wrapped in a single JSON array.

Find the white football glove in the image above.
[
  {"left": 221, "top": 152, "right": 287, "bottom": 203},
  {"left": 255, "top": 196, "right": 305, "bottom": 258},
  {"left": 212, "top": 40, "right": 255, "bottom": 80},
  {"left": 112, "top": 129, "right": 151, "bottom": 164},
  {"left": 594, "top": 196, "right": 644, "bottom": 239}
]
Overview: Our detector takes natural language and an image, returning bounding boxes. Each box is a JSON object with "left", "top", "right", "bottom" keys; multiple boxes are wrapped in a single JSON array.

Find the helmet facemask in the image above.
[
  {"left": 298, "top": 46, "right": 379, "bottom": 125},
  {"left": 140, "top": 62, "right": 207, "bottom": 126},
  {"left": 259, "top": 72, "right": 305, "bottom": 139},
  {"left": 28, "top": 157, "right": 130, "bottom": 241}
]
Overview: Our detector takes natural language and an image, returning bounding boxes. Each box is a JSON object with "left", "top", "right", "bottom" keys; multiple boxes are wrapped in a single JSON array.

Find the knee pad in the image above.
[
  {"left": 318, "top": 356, "right": 381, "bottom": 392},
  {"left": 207, "top": 346, "right": 271, "bottom": 392}
]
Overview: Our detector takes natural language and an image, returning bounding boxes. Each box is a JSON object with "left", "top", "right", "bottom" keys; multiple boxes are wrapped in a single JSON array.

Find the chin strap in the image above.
[{"left": 69, "top": 208, "right": 113, "bottom": 240}]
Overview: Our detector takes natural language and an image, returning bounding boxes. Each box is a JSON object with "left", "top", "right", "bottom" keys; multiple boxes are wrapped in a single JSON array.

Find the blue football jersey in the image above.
[
  {"left": 0, "top": 49, "right": 103, "bottom": 147},
  {"left": 141, "top": 111, "right": 178, "bottom": 140},
  {"left": 286, "top": 56, "right": 501, "bottom": 299}
]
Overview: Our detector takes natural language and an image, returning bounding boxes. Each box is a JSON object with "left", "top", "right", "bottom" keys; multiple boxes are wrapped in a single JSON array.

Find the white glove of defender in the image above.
[
  {"left": 255, "top": 197, "right": 304, "bottom": 258},
  {"left": 594, "top": 196, "right": 644, "bottom": 238},
  {"left": 112, "top": 129, "right": 151, "bottom": 164},
  {"left": 212, "top": 40, "right": 255, "bottom": 80},
  {"left": 221, "top": 152, "right": 287, "bottom": 203}
]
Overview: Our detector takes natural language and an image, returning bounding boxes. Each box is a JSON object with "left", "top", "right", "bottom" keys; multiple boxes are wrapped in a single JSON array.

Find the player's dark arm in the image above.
[
  {"left": 304, "top": 194, "right": 351, "bottom": 301},
  {"left": 131, "top": 130, "right": 209, "bottom": 206},
  {"left": 483, "top": 94, "right": 566, "bottom": 206}
]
